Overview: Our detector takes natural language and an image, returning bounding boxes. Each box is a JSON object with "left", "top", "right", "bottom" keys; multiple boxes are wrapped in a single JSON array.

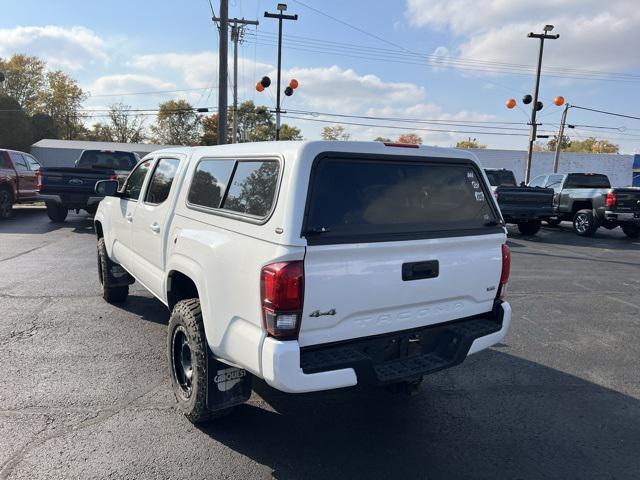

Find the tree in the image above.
[
  {"left": 200, "top": 101, "right": 302, "bottom": 144},
  {"left": 397, "top": 133, "right": 422, "bottom": 145},
  {"left": 321, "top": 125, "right": 350, "bottom": 141},
  {"left": 30, "top": 113, "right": 58, "bottom": 143},
  {"left": 152, "top": 100, "right": 201, "bottom": 145},
  {"left": 105, "top": 103, "right": 146, "bottom": 143},
  {"left": 564, "top": 137, "right": 619, "bottom": 154},
  {"left": 373, "top": 136, "right": 391, "bottom": 142},
  {"left": 82, "top": 122, "right": 113, "bottom": 142},
  {"left": 546, "top": 135, "right": 571, "bottom": 152},
  {"left": 0, "top": 54, "right": 46, "bottom": 114},
  {"left": 455, "top": 137, "right": 486, "bottom": 149},
  {"left": 37, "top": 70, "right": 86, "bottom": 140},
  {"left": 0, "top": 95, "right": 32, "bottom": 151},
  {"left": 278, "top": 124, "right": 303, "bottom": 141}
]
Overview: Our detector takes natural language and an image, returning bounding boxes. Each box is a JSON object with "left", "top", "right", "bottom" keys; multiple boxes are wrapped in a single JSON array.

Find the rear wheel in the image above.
[
  {"left": 168, "top": 299, "right": 234, "bottom": 423},
  {"left": 621, "top": 224, "right": 640, "bottom": 238},
  {"left": 0, "top": 188, "right": 12, "bottom": 219},
  {"left": 573, "top": 209, "right": 598, "bottom": 237},
  {"left": 517, "top": 219, "right": 541, "bottom": 236},
  {"left": 97, "top": 238, "right": 129, "bottom": 303},
  {"left": 46, "top": 202, "right": 68, "bottom": 223}
]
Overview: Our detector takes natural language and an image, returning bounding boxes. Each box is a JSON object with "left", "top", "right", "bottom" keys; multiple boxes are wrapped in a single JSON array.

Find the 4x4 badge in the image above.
[{"left": 310, "top": 309, "right": 336, "bottom": 318}]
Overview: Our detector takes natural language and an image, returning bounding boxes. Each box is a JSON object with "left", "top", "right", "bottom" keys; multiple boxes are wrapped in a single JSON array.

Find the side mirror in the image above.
[{"left": 95, "top": 180, "right": 120, "bottom": 196}]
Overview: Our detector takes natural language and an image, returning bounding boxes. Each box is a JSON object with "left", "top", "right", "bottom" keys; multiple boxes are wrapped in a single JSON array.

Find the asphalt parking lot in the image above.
[{"left": 1, "top": 206, "right": 639, "bottom": 479}]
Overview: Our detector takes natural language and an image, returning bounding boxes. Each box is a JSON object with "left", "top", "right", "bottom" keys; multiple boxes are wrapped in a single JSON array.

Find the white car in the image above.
[{"left": 94, "top": 141, "right": 512, "bottom": 423}]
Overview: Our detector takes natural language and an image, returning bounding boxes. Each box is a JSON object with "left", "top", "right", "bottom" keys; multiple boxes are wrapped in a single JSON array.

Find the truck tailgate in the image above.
[
  {"left": 300, "top": 234, "right": 503, "bottom": 347},
  {"left": 496, "top": 186, "right": 554, "bottom": 207},
  {"left": 39, "top": 167, "right": 115, "bottom": 195},
  {"left": 612, "top": 188, "right": 640, "bottom": 213}
]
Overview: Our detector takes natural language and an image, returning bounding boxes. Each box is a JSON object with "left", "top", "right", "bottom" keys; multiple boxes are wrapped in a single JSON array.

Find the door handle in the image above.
[
  {"left": 125, "top": 213, "right": 133, "bottom": 223},
  {"left": 402, "top": 260, "right": 439, "bottom": 281},
  {"left": 150, "top": 223, "right": 161, "bottom": 233}
]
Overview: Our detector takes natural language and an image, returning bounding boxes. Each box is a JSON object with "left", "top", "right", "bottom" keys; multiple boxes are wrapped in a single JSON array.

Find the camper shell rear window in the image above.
[{"left": 302, "top": 153, "right": 502, "bottom": 245}]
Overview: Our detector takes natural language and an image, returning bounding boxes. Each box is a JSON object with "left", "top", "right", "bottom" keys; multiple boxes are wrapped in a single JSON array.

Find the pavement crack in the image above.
[
  {"left": 0, "top": 381, "right": 165, "bottom": 480},
  {"left": 0, "top": 244, "right": 48, "bottom": 263}
]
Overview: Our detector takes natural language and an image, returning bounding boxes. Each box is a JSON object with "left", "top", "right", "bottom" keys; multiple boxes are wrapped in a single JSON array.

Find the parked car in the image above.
[
  {"left": 593, "top": 188, "right": 640, "bottom": 238},
  {"left": 0, "top": 149, "right": 41, "bottom": 219},
  {"left": 485, "top": 168, "right": 554, "bottom": 236},
  {"left": 528, "top": 172, "right": 612, "bottom": 236},
  {"left": 37, "top": 149, "right": 139, "bottom": 222},
  {"left": 94, "top": 141, "right": 512, "bottom": 423}
]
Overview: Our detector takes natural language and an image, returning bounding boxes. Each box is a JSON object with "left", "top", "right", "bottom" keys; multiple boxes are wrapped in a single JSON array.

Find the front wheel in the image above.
[
  {"left": 97, "top": 238, "right": 129, "bottom": 303},
  {"left": 45, "top": 202, "right": 68, "bottom": 223},
  {"left": 621, "top": 224, "right": 640, "bottom": 238},
  {"left": 168, "top": 299, "right": 234, "bottom": 423},
  {"left": 517, "top": 219, "right": 541, "bottom": 236},
  {"left": 573, "top": 209, "right": 599, "bottom": 237},
  {"left": 0, "top": 188, "right": 13, "bottom": 219}
]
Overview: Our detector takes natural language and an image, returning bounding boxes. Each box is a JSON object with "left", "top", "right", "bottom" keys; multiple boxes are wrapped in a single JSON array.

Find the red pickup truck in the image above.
[{"left": 0, "top": 149, "right": 41, "bottom": 219}]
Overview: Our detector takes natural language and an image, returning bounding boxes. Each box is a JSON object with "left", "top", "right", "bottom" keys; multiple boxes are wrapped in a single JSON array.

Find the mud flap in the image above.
[
  {"left": 108, "top": 263, "right": 135, "bottom": 287},
  {"left": 207, "top": 350, "right": 252, "bottom": 411}
]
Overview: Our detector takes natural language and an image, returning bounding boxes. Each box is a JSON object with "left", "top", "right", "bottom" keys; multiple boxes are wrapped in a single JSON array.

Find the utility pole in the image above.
[
  {"left": 524, "top": 25, "right": 559, "bottom": 183},
  {"left": 553, "top": 103, "right": 571, "bottom": 173},
  {"left": 264, "top": 3, "right": 298, "bottom": 140},
  {"left": 214, "top": 0, "right": 229, "bottom": 145},
  {"left": 228, "top": 17, "right": 258, "bottom": 143}
]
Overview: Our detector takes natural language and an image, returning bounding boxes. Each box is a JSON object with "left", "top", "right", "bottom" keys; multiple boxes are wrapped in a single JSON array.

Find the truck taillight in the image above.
[
  {"left": 496, "top": 244, "right": 510, "bottom": 301},
  {"left": 605, "top": 191, "right": 616, "bottom": 208},
  {"left": 260, "top": 261, "right": 304, "bottom": 340},
  {"left": 35, "top": 170, "right": 42, "bottom": 191}
]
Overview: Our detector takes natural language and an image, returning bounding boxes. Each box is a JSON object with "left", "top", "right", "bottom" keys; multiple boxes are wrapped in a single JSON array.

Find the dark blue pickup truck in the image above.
[{"left": 37, "top": 150, "right": 138, "bottom": 222}]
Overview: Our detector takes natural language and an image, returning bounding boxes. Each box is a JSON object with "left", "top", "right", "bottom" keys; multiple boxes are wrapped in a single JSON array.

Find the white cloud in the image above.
[
  {"left": 86, "top": 74, "right": 176, "bottom": 98},
  {"left": 406, "top": 0, "right": 640, "bottom": 72},
  {"left": 130, "top": 52, "right": 273, "bottom": 90},
  {"left": 0, "top": 25, "right": 108, "bottom": 70}
]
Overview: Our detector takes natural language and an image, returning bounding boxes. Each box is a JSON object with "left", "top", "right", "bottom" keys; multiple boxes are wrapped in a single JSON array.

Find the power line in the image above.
[
  {"left": 86, "top": 86, "right": 216, "bottom": 98},
  {"left": 570, "top": 105, "right": 640, "bottom": 122}
]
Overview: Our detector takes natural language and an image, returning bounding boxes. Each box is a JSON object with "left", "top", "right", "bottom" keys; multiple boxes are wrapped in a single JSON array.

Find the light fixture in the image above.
[{"left": 543, "top": 24, "right": 554, "bottom": 32}]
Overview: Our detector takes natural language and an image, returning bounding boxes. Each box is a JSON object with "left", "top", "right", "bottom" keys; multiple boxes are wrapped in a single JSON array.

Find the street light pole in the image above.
[
  {"left": 553, "top": 103, "right": 570, "bottom": 173},
  {"left": 524, "top": 25, "right": 559, "bottom": 184},
  {"left": 264, "top": 4, "right": 297, "bottom": 141}
]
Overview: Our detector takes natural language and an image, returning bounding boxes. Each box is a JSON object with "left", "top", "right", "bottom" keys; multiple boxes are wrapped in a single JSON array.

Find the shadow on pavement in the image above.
[
  {"left": 0, "top": 207, "right": 95, "bottom": 235},
  {"left": 506, "top": 223, "right": 640, "bottom": 251},
  {"left": 199, "top": 351, "right": 640, "bottom": 479},
  {"left": 114, "top": 294, "right": 170, "bottom": 325}
]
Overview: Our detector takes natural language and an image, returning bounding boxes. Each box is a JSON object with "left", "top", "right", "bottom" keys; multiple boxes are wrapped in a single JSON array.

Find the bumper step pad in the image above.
[{"left": 300, "top": 311, "right": 503, "bottom": 385}]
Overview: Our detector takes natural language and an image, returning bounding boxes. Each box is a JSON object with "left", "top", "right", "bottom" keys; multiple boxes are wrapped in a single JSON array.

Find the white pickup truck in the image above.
[{"left": 94, "top": 141, "right": 512, "bottom": 423}]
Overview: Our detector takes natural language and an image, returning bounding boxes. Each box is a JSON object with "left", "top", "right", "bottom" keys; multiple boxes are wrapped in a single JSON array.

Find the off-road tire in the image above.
[
  {"left": 545, "top": 218, "right": 561, "bottom": 227},
  {"left": 517, "top": 219, "right": 541, "bottom": 236},
  {"left": 621, "top": 224, "right": 640, "bottom": 238},
  {"left": 46, "top": 202, "right": 68, "bottom": 223},
  {"left": 0, "top": 187, "right": 12, "bottom": 219},
  {"left": 573, "top": 209, "right": 599, "bottom": 237},
  {"left": 167, "top": 299, "right": 233, "bottom": 423},
  {"left": 97, "top": 238, "right": 129, "bottom": 303}
]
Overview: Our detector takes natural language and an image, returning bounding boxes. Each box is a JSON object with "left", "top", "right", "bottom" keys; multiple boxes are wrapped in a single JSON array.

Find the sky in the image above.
[{"left": 2, "top": 0, "right": 640, "bottom": 153}]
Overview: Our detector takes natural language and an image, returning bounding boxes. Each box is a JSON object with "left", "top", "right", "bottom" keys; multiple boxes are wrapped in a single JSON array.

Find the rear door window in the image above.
[
  {"left": 304, "top": 156, "right": 500, "bottom": 243},
  {"left": 9, "top": 152, "right": 29, "bottom": 172},
  {"left": 564, "top": 174, "right": 610, "bottom": 189}
]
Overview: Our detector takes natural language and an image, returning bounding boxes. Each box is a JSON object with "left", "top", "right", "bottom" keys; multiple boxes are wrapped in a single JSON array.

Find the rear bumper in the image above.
[
  {"left": 500, "top": 205, "right": 554, "bottom": 222},
  {"left": 604, "top": 211, "right": 640, "bottom": 225},
  {"left": 37, "top": 193, "right": 104, "bottom": 208},
  {"left": 260, "top": 302, "right": 511, "bottom": 393}
]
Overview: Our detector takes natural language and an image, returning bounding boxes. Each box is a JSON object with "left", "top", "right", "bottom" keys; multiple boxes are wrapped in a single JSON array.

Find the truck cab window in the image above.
[
  {"left": 9, "top": 153, "right": 29, "bottom": 171},
  {"left": 145, "top": 158, "right": 180, "bottom": 205},
  {"left": 529, "top": 175, "right": 546, "bottom": 187},
  {"left": 123, "top": 160, "right": 152, "bottom": 200}
]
